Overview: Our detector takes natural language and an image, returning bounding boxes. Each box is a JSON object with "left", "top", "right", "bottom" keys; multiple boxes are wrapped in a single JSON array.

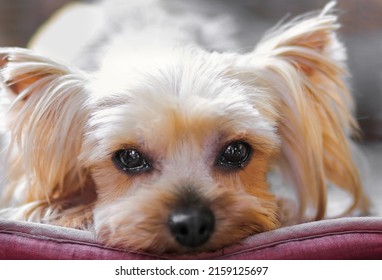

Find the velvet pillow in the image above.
[{"left": 1, "top": 217, "right": 382, "bottom": 259}]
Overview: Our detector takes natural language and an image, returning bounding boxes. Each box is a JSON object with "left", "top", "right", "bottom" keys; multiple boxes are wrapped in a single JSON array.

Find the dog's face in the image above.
[
  {"left": 0, "top": 3, "right": 368, "bottom": 254},
  {"left": 80, "top": 51, "right": 280, "bottom": 252}
]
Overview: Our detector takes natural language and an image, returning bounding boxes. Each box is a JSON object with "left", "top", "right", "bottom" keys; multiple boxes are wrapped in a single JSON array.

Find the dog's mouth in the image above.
[{"left": 94, "top": 187, "right": 280, "bottom": 254}]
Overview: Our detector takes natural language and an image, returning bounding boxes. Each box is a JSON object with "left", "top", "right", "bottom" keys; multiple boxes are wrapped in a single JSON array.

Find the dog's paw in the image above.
[{"left": 52, "top": 206, "right": 94, "bottom": 230}]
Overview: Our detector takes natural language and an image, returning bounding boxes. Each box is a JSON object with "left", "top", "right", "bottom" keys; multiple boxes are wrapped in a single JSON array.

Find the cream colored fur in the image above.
[{"left": 0, "top": 1, "right": 368, "bottom": 253}]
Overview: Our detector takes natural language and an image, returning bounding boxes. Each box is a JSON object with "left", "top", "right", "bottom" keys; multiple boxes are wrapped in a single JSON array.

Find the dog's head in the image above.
[{"left": 0, "top": 4, "right": 367, "bottom": 253}]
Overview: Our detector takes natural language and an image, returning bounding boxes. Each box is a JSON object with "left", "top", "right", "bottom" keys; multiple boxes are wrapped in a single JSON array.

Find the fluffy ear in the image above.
[
  {"left": 0, "top": 48, "right": 90, "bottom": 204},
  {"left": 232, "top": 2, "right": 368, "bottom": 221}
]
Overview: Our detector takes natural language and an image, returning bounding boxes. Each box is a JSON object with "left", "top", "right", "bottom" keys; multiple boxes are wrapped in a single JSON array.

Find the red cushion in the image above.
[{"left": 1, "top": 217, "right": 382, "bottom": 259}]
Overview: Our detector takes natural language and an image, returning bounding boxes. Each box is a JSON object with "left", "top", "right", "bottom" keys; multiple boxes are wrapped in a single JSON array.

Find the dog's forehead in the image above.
[
  {"left": 91, "top": 46, "right": 242, "bottom": 98},
  {"left": 88, "top": 49, "right": 278, "bottom": 153},
  {"left": 89, "top": 87, "right": 277, "bottom": 155}
]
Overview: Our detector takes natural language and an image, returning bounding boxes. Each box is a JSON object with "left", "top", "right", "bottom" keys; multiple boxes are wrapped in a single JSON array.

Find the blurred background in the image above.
[{"left": 0, "top": 0, "right": 381, "bottom": 141}]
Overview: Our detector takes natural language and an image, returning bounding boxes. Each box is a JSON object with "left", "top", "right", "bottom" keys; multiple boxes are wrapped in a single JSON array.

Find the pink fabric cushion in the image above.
[{"left": 1, "top": 217, "right": 382, "bottom": 259}]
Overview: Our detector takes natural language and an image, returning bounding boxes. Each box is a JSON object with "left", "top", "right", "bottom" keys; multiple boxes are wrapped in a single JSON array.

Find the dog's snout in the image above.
[{"left": 168, "top": 206, "right": 215, "bottom": 248}]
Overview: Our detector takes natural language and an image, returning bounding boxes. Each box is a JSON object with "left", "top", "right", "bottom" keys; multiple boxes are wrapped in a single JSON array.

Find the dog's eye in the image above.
[
  {"left": 216, "top": 141, "right": 252, "bottom": 170},
  {"left": 112, "top": 149, "right": 152, "bottom": 174}
]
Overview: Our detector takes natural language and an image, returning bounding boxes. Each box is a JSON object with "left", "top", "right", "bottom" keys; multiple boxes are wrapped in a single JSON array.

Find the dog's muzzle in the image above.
[{"left": 167, "top": 187, "right": 215, "bottom": 248}]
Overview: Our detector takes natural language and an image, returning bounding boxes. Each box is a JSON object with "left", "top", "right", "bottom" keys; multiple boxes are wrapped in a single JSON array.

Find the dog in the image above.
[{"left": 0, "top": 0, "right": 369, "bottom": 253}]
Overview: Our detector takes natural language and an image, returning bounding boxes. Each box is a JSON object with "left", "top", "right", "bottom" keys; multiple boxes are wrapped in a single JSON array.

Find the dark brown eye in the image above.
[
  {"left": 112, "top": 149, "right": 152, "bottom": 174},
  {"left": 216, "top": 141, "right": 252, "bottom": 170}
]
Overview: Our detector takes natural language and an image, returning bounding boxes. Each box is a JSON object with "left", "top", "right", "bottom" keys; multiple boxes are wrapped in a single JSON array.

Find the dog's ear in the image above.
[
  {"left": 0, "top": 48, "right": 73, "bottom": 99},
  {"left": 0, "top": 48, "right": 90, "bottom": 202},
  {"left": 231, "top": 2, "right": 368, "bottom": 222}
]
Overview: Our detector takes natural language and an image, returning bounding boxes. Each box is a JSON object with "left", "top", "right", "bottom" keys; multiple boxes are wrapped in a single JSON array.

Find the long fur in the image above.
[
  {"left": 0, "top": 49, "right": 94, "bottom": 226},
  {"left": 0, "top": 1, "right": 369, "bottom": 253},
  {"left": 232, "top": 5, "right": 369, "bottom": 220}
]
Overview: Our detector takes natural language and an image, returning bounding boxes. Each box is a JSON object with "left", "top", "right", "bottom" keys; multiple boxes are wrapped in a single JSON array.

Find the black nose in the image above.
[{"left": 168, "top": 206, "right": 215, "bottom": 248}]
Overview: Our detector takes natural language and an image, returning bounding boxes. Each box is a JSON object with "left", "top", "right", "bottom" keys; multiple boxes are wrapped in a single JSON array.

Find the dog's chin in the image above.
[{"left": 93, "top": 187, "right": 279, "bottom": 254}]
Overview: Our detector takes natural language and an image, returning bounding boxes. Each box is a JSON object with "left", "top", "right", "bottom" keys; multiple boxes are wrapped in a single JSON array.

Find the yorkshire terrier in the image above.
[{"left": 0, "top": 1, "right": 369, "bottom": 253}]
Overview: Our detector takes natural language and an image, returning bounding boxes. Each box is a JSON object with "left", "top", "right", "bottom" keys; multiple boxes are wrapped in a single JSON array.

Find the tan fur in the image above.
[
  {"left": 232, "top": 7, "right": 368, "bottom": 221},
  {"left": 0, "top": 2, "right": 369, "bottom": 254},
  {"left": 0, "top": 48, "right": 94, "bottom": 222}
]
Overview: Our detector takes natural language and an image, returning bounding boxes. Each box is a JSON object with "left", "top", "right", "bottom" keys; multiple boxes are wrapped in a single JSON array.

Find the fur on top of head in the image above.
[{"left": 0, "top": 1, "right": 368, "bottom": 253}]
